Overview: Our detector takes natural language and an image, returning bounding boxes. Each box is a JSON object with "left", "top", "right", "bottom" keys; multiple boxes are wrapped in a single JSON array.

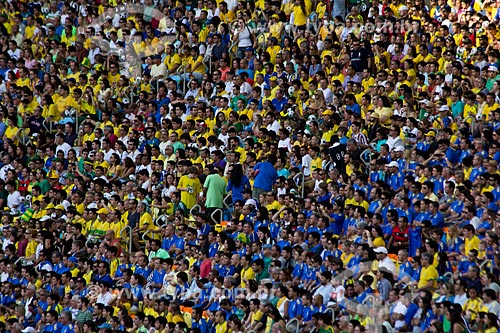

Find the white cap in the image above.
[
  {"left": 374, "top": 247, "right": 388, "bottom": 254},
  {"left": 393, "top": 146, "right": 405, "bottom": 152},
  {"left": 387, "top": 161, "right": 399, "bottom": 168},
  {"left": 419, "top": 99, "right": 429, "bottom": 104},
  {"left": 439, "top": 105, "right": 450, "bottom": 112},
  {"left": 488, "top": 66, "right": 498, "bottom": 72},
  {"left": 399, "top": 5, "right": 408, "bottom": 11},
  {"left": 22, "top": 328, "right": 36, "bottom": 333}
]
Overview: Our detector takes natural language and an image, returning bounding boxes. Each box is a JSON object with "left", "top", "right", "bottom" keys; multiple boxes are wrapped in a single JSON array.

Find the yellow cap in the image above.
[{"left": 97, "top": 208, "right": 109, "bottom": 215}]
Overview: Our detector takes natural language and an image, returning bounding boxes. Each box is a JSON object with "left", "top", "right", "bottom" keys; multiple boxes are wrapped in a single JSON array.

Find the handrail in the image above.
[
  {"left": 210, "top": 208, "right": 223, "bottom": 225},
  {"left": 326, "top": 307, "right": 336, "bottom": 322},
  {"left": 182, "top": 65, "right": 187, "bottom": 95},
  {"left": 293, "top": 172, "right": 305, "bottom": 198},
  {"left": 142, "top": 229, "right": 152, "bottom": 241},
  {"left": 443, "top": 271, "right": 454, "bottom": 284},
  {"left": 155, "top": 214, "right": 168, "bottom": 228},
  {"left": 120, "top": 226, "right": 133, "bottom": 253},
  {"left": 228, "top": 41, "right": 238, "bottom": 60},
  {"left": 74, "top": 106, "right": 79, "bottom": 134},
  {"left": 223, "top": 194, "right": 232, "bottom": 209},
  {"left": 362, "top": 294, "right": 375, "bottom": 305},
  {"left": 190, "top": 204, "right": 201, "bottom": 217},
  {"left": 285, "top": 317, "right": 300, "bottom": 333},
  {"left": 479, "top": 259, "right": 492, "bottom": 273},
  {"left": 16, "top": 128, "right": 30, "bottom": 146},
  {"left": 42, "top": 118, "right": 53, "bottom": 133},
  {"left": 360, "top": 148, "right": 372, "bottom": 167},
  {"left": 463, "top": 116, "right": 475, "bottom": 134}
]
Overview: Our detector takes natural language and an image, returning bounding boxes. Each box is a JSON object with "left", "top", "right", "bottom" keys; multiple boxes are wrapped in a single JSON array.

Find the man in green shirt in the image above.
[
  {"left": 148, "top": 239, "right": 169, "bottom": 261},
  {"left": 252, "top": 258, "right": 270, "bottom": 283},
  {"left": 202, "top": 165, "right": 227, "bottom": 223}
]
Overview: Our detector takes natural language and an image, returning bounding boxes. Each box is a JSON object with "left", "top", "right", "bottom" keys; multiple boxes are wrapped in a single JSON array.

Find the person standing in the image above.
[
  {"left": 252, "top": 154, "right": 278, "bottom": 200},
  {"left": 202, "top": 165, "right": 227, "bottom": 223}
]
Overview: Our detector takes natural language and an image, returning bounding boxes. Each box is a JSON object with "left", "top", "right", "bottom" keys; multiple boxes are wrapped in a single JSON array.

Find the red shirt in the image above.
[
  {"left": 200, "top": 259, "right": 212, "bottom": 278},
  {"left": 392, "top": 226, "right": 409, "bottom": 242}
]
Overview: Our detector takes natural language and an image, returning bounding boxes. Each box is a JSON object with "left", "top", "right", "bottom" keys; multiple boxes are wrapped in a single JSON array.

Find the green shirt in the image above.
[
  {"left": 149, "top": 248, "right": 170, "bottom": 260},
  {"left": 34, "top": 179, "right": 50, "bottom": 194},
  {"left": 203, "top": 174, "right": 226, "bottom": 209}
]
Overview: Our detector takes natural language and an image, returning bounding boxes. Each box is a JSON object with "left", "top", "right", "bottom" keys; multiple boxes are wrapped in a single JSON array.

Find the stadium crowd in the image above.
[{"left": 1, "top": 0, "right": 500, "bottom": 333}]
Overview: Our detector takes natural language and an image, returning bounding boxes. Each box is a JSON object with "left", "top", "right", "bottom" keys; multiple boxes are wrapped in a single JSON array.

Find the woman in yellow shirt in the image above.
[
  {"left": 24, "top": 229, "right": 39, "bottom": 262},
  {"left": 368, "top": 226, "right": 386, "bottom": 248},
  {"left": 40, "top": 95, "right": 60, "bottom": 123},
  {"left": 292, "top": 0, "right": 308, "bottom": 28},
  {"left": 3, "top": 117, "right": 19, "bottom": 145},
  {"left": 107, "top": 153, "right": 123, "bottom": 182}
]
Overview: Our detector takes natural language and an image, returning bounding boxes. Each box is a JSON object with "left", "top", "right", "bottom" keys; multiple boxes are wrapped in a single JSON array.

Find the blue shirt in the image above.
[
  {"left": 192, "top": 318, "right": 209, "bottom": 333},
  {"left": 253, "top": 161, "right": 277, "bottom": 191}
]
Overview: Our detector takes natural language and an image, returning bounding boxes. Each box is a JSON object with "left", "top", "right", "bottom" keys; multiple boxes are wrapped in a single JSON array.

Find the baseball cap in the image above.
[
  {"left": 97, "top": 208, "right": 109, "bottom": 215},
  {"left": 425, "top": 131, "right": 436, "bottom": 137},
  {"left": 374, "top": 247, "right": 388, "bottom": 254},
  {"left": 386, "top": 161, "right": 399, "bottom": 168}
]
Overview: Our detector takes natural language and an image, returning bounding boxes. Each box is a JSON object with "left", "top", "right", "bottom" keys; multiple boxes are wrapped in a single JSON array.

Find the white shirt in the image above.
[
  {"left": 56, "top": 142, "right": 72, "bottom": 158},
  {"left": 267, "top": 120, "right": 280, "bottom": 134},
  {"left": 314, "top": 283, "right": 333, "bottom": 304},
  {"left": 302, "top": 154, "right": 313, "bottom": 176},
  {"left": 103, "top": 148, "right": 116, "bottom": 163},
  {"left": 7, "top": 190, "right": 20, "bottom": 209},
  {"left": 96, "top": 291, "right": 114, "bottom": 305},
  {"left": 378, "top": 255, "right": 396, "bottom": 272},
  {"left": 319, "top": 87, "right": 333, "bottom": 104},
  {"left": 386, "top": 136, "right": 404, "bottom": 151},
  {"left": 454, "top": 293, "right": 468, "bottom": 307},
  {"left": 88, "top": 46, "right": 101, "bottom": 65},
  {"left": 392, "top": 301, "right": 407, "bottom": 329},
  {"left": 278, "top": 138, "right": 292, "bottom": 152}
]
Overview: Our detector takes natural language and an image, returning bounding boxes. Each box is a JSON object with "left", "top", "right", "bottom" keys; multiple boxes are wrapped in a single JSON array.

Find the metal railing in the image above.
[
  {"left": 42, "top": 118, "right": 54, "bottom": 133},
  {"left": 15, "top": 128, "right": 30, "bottom": 146},
  {"left": 362, "top": 294, "right": 375, "bottom": 306},
  {"left": 285, "top": 317, "right": 300, "bottom": 333},
  {"left": 141, "top": 229, "right": 152, "bottom": 242},
  {"left": 120, "top": 226, "right": 133, "bottom": 253},
  {"left": 210, "top": 208, "right": 223, "bottom": 225},
  {"left": 190, "top": 204, "right": 201, "bottom": 217},
  {"left": 463, "top": 116, "right": 475, "bottom": 134},
  {"left": 326, "top": 307, "right": 336, "bottom": 322},
  {"left": 443, "top": 271, "right": 454, "bottom": 284},
  {"left": 360, "top": 148, "right": 372, "bottom": 174},
  {"left": 293, "top": 172, "right": 305, "bottom": 198},
  {"left": 223, "top": 194, "right": 232, "bottom": 208},
  {"left": 155, "top": 214, "right": 168, "bottom": 228},
  {"left": 479, "top": 260, "right": 492, "bottom": 273}
]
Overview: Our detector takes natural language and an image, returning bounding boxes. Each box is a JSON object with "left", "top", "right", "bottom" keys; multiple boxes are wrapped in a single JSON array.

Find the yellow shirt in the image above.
[
  {"left": 240, "top": 266, "right": 255, "bottom": 288},
  {"left": 465, "top": 235, "right": 480, "bottom": 253},
  {"left": 177, "top": 175, "right": 202, "bottom": 209},
  {"left": 292, "top": 5, "right": 307, "bottom": 26},
  {"left": 418, "top": 265, "right": 438, "bottom": 289},
  {"left": 165, "top": 53, "right": 181, "bottom": 71},
  {"left": 25, "top": 240, "right": 38, "bottom": 258},
  {"left": 215, "top": 322, "right": 227, "bottom": 333}
]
